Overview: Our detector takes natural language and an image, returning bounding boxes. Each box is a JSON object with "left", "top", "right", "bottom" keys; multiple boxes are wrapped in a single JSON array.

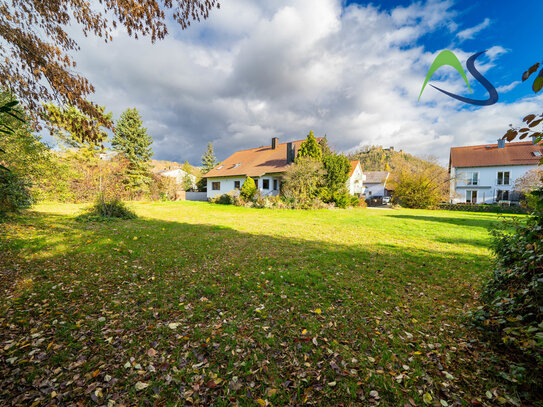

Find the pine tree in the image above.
[
  {"left": 201, "top": 142, "right": 218, "bottom": 174},
  {"left": 112, "top": 108, "right": 153, "bottom": 194},
  {"left": 297, "top": 130, "right": 322, "bottom": 161}
]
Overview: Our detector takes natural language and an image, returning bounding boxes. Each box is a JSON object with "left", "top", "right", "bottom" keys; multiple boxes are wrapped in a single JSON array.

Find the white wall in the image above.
[
  {"left": 160, "top": 169, "right": 197, "bottom": 189},
  {"left": 451, "top": 164, "right": 537, "bottom": 204},
  {"left": 365, "top": 183, "right": 385, "bottom": 197},
  {"left": 207, "top": 175, "right": 282, "bottom": 199},
  {"left": 347, "top": 164, "right": 366, "bottom": 195}
]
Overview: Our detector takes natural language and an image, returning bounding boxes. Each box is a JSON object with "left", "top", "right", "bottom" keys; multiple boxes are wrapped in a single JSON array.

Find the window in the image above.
[
  {"left": 262, "top": 179, "right": 270, "bottom": 189},
  {"left": 497, "top": 190, "right": 509, "bottom": 201},
  {"left": 533, "top": 151, "right": 542, "bottom": 157},
  {"left": 497, "top": 171, "right": 510, "bottom": 185},
  {"left": 234, "top": 181, "right": 240, "bottom": 189},
  {"left": 254, "top": 179, "right": 258, "bottom": 188},
  {"left": 465, "top": 172, "right": 478, "bottom": 185},
  {"left": 233, "top": 163, "right": 241, "bottom": 168},
  {"left": 212, "top": 182, "right": 220, "bottom": 191},
  {"left": 216, "top": 165, "right": 224, "bottom": 170},
  {"left": 466, "top": 190, "right": 477, "bottom": 204},
  {"left": 273, "top": 179, "right": 278, "bottom": 190}
]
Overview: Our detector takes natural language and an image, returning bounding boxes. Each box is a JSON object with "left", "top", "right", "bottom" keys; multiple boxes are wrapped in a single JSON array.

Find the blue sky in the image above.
[
  {"left": 65, "top": 0, "right": 543, "bottom": 165},
  {"left": 347, "top": 0, "right": 542, "bottom": 104}
]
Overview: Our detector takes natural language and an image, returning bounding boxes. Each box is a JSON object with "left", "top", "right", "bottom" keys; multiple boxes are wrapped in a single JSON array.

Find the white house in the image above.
[
  {"left": 449, "top": 138, "right": 542, "bottom": 204},
  {"left": 347, "top": 161, "right": 366, "bottom": 196},
  {"left": 363, "top": 171, "right": 391, "bottom": 198},
  {"left": 156, "top": 168, "right": 197, "bottom": 190},
  {"left": 205, "top": 137, "right": 366, "bottom": 199}
]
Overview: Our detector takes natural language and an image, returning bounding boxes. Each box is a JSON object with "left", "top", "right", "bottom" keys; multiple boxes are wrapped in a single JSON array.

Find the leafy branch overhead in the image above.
[
  {"left": 0, "top": 0, "right": 220, "bottom": 142},
  {"left": 503, "top": 60, "right": 543, "bottom": 149}
]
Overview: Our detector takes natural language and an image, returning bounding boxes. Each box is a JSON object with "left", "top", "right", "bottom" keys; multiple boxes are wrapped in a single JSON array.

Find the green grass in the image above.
[{"left": 0, "top": 202, "right": 525, "bottom": 406}]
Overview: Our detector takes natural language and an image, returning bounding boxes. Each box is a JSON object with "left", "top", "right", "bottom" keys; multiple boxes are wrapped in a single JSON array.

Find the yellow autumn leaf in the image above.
[
  {"left": 313, "top": 308, "right": 322, "bottom": 314},
  {"left": 423, "top": 392, "right": 432, "bottom": 404},
  {"left": 256, "top": 398, "right": 267, "bottom": 406},
  {"left": 301, "top": 329, "right": 307, "bottom": 335}
]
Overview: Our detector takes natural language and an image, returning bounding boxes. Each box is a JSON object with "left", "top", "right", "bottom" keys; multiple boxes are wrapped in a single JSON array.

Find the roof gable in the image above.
[
  {"left": 205, "top": 139, "right": 309, "bottom": 178},
  {"left": 450, "top": 141, "right": 542, "bottom": 168}
]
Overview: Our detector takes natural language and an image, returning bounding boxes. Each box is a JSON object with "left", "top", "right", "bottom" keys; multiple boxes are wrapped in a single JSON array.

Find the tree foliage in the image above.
[
  {"left": 240, "top": 176, "right": 257, "bottom": 200},
  {"left": 389, "top": 161, "right": 449, "bottom": 209},
  {"left": 112, "top": 108, "right": 154, "bottom": 194},
  {"left": 182, "top": 161, "right": 194, "bottom": 191},
  {"left": 349, "top": 145, "right": 430, "bottom": 172},
  {"left": 201, "top": 142, "right": 218, "bottom": 174},
  {"left": 297, "top": 130, "right": 322, "bottom": 161},
  {"left": 282, "top": 157, "right": 326, "bottom": 209},
  {"left": 503, "top": 60, "right": 543, "bottom": 151},
  {"left": 0, "top": 0, "right": 219, "bottom": 142}
]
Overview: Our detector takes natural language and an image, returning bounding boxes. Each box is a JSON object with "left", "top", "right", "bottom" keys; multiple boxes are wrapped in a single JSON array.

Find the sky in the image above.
[{"left": 62, "top": 0, "right": 543, "bottom": 165}]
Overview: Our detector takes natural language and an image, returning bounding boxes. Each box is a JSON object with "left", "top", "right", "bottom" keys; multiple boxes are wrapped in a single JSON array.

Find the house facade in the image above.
[
  {"left": 449, "top": 139, "right": 542, "bottom": 204},
  {"left": 347, "top": 161, "right": 366, "bottom": 196},
  {"left": 205, "top": 138, "right": 366, "bottom": 200},
  {"left": 363, "top": 171, "right": 391, "bottom": 198},
  {"left": 155, "top": 168, "right": 197, "bottom": 190}
]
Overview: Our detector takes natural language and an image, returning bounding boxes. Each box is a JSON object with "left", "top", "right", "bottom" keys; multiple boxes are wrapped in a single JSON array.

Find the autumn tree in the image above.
[
  {"left": 0, "top": 0, "right": 219, "bottom": 141},
  {"left": 282, "top": 157, "right": 326, "bottom": 209},
  {"left": 112, "top": 108, "right": 154, "bottom": 194},
  {"left": 240, "top": 177, "right": 257, "bottom": 200},
  {"left": 182, "top": 160, "right": 194, "bottom": 191},
  {"left": 201, "top": 142, "right": 218, "bottom": 174}
]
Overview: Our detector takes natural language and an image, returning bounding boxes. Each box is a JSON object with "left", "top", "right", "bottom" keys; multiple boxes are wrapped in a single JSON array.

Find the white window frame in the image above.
[
  {"left": 497, "top": 171, "right": 510, "bottom": 186},
  {"left": 465, "top": 172, "right": 479, "bottom": 186},
  {"left": 466, "top": 190, "right": 478, "bottom": 204}
]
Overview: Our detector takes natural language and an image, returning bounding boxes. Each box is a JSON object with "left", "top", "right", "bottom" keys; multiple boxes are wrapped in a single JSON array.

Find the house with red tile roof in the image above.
[
  {"left": 449, "top": 138, "right": 542, "bottom": 204},
  {"left": 205, "top": 137, "right": 366, "bottom": 199}
]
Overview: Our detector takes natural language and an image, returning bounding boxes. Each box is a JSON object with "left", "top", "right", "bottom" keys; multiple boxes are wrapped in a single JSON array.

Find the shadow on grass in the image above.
[
  {"left": 388, "top": 213, "right": 506, "bottom": 230},
  {"left": 0, "top": 209, "right": 507, "bottom": 406}
]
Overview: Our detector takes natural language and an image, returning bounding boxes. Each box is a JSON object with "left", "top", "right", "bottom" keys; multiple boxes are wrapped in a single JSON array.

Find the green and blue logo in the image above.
[{"left": 419, "top": 50, "right": 498, "bottom": 106}]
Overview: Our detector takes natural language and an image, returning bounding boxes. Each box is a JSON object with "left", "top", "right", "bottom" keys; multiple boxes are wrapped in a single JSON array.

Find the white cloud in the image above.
[
  {"left": 496, "top": 81, "right": 521, "bottom": 93},
  {"left": 457, "top": 17, "right": 491, "bottom": 41},
  {"left": 56, "top": 0, "right": 536, "bottom": 166}
]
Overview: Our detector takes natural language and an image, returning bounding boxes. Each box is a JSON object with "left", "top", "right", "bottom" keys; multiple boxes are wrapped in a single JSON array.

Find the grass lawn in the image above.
[{"left": 0, "top": 202, "right": 525, "bottom": 406}]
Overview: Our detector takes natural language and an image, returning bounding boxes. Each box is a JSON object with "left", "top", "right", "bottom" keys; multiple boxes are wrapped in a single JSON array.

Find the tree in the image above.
[
  {"left": 389, "top": 161, "right": 449, "bottom": 209},
  {"left": 297, "top": 130, "right": 322, "bottom": 161},
  {"left": 240, "top": 177, "right": 257, "bottom": 200},
  {"left": 0, "top": 0, "right": 219, "bottom": 142},
  {"left": 182, "top": 160, "right": 194, "bottom": 191},
  {"left": 201, "top": 142, "right": 218, "bottom": 174},
  {"left": 282, "top": 157, "right": 326, "bottom": 208},
  {"left": 322, "top": 154, "right": 351, "bottom": 193},
  {"left": 0, "top": 93, "right": 64, "bottom": 211},
  {"left": 112, "top": 108, "right": 154, "bottom": 194}
]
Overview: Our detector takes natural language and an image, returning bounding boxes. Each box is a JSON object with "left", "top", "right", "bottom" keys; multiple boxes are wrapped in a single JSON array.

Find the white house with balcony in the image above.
[
  {"left": 449, "top": 138, "right": 542, "bottom": 204},
  {"left": 205, "top": 137, "right": 366, "bottom": 199}
]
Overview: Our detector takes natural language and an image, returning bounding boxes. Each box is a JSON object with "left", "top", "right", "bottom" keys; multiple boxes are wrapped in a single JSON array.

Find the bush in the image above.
[
  {"left": 438, "top": 203, "right": 528, "bottom": 214},
  {"left": 0, "top": 170, "right": 34, "bottom": 214},
  {"left": 240, "top": 177, "right": 257, "bottom": 200},
  {"left": 332, "top": 190, "right": 352, "bottom": 209},
  {"left": 78, "top": 197, "right": 137, "bottom": 221},
  {"left": 471, "top": 188, "right": 543, "bottom": 384},
  {"left": 211, "top": 194, "right": 234, "bottom": 205}
]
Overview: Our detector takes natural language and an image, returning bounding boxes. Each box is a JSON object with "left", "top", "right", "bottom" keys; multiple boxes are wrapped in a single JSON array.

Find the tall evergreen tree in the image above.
[
  {"left": 201, "top": 142, "right": 218, "bottom": 174},
  {"left": 297, "top": 130, "right": 322, "bottom": 161},
  {"left": 112, "top": 108, "right": 153, "bottom": 193}
]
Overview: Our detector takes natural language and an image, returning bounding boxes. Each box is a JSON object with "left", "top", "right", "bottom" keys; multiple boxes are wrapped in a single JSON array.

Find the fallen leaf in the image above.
[{"left": 135, "top": 382, "right": 149, "bottom": 391}]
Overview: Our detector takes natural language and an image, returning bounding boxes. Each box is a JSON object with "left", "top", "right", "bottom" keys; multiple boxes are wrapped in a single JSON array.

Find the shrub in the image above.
[
  {"left": 78, "top": 197, "right": 137, "bottom": 221},
  {"left": 0, "top": 170, "right": 34, "bottom": 214},
  {"left": 471, "top": 188, "right": 543, "bottom": 383},
  {"left": 332, "top": 190, "right": 352, "bottom": 209},
  {"left": 240, "top": 177, "right": 257, "bottom": 200},
  {"left": 438, "top": 203, "right": 528, "bottom": 214},
  {"left": 211, "top": 194, "right": 234, "bottom": 205}
]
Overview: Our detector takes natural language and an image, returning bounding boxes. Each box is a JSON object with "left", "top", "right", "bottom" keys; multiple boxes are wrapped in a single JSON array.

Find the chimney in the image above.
[
  {"left": 272, "top": 137, "right": 278, "bottom": 149},
  {"left": 286, "top": 142, "right": 295, "bottom": 164},
  {"left": 497, "top": 139, "right": 505, "bottom": 149}
]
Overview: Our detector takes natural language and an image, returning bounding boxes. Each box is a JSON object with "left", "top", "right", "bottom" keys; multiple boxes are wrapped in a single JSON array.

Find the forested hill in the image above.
[{"left": 348, "top": 145, "right": 437, "bottom": 171}]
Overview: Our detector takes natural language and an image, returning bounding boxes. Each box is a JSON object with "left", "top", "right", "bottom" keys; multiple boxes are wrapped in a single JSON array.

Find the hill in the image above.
[{"left": 349, "top": 145, "right": 437, "bottom": 171}]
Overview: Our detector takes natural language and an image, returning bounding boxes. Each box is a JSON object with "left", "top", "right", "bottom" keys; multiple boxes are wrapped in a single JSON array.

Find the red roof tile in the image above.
[
  {"left": 348, "top": 160, "right": 359, "bottom": 177},
  {"left": 205, "top": 139, "right": 309, "bottom": 178},
  {"left": 450, "top": 141, "right": 542, "bottom": 168}
]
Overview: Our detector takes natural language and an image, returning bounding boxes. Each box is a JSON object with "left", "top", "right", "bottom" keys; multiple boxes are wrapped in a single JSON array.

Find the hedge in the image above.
[{"left": 437, "top": 203, "right": 528, "bottom": 214}]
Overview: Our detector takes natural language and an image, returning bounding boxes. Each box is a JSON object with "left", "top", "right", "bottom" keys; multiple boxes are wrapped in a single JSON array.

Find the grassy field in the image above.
[{"left": 0, "top": 202, "right": 523, "bottom": 406}]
